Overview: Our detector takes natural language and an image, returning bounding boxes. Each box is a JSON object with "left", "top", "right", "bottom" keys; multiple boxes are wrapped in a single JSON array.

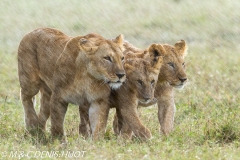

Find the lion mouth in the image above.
[
  {"left": 168, "top": 80, "right": 186, "bottom": 89},
  {"left": 139, "top": 100, "right": 149, "bottom": 104},
  {"left": 138, "top": 99, "right": 152, "bottom": 104},
  {"left": 108, "top": 81, "right": 123, "bottom": 90},
  {"left": 171, "top": 84, "right": 184, "bottom": 89}
]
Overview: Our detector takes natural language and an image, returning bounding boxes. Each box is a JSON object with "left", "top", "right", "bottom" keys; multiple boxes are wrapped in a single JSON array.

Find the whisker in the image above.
[{"left": 94, "top": 79, "right": 107, "bottom": 91}]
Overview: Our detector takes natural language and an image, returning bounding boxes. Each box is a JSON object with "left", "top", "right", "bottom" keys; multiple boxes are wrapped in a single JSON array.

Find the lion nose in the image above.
[
  {"left": 179, "top": 77, "right": 187, "bottom": 83},
  {"left": 116, "top": 73, "right": 125, "bottom": 79}
]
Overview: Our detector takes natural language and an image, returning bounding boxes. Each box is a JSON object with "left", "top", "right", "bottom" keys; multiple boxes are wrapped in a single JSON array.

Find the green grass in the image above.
[{"left": 0, "top": 0, "right": 240, "bottom": 159}]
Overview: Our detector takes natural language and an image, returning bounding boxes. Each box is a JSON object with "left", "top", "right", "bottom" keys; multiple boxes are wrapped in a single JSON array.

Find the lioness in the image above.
[
  {"left": 113, "top": 40, "right": 188, "bottom": 136},
  {"left": 18, "top": 28, "right": 126, "bottom": 139},
  {"left": 79, "top": 44, "right": 164, "bottom": 140}
]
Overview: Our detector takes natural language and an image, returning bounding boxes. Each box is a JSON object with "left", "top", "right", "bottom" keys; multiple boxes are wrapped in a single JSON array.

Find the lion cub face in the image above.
[
  {"left": 159, "top": 40, "right": 188, "bottom": 88},
  {"left": 78, "top": 34, "right": 126, "bottom": 89},
  {"left": 124, "top": 44, "right": 164, "bottom": 104}
]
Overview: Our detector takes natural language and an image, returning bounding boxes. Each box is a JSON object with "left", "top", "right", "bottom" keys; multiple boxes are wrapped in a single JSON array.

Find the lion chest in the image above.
[{"left": 62, "top": 77, "right": 110, "bottom": 106}]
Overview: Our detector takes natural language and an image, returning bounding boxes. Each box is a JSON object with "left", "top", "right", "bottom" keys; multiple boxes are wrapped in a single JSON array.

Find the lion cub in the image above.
[
  {"left": 114, "top": 40, "right": 188, "bottom": 136},
  {"left": 18, "top": 28, "right": 126, "bottom": 140},
  {"left": 79, "top": 44, "right": 165, "bottom": 140}
]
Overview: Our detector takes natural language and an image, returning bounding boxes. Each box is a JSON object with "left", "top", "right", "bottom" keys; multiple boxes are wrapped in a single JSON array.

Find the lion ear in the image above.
[
  {"left": 148, "top": 44, "right": 165, "bottom": 69},
  {"left": 124, "top": 59, "right": 135, "bottom": 74},
  {"left": 174, "top": 40, "right": 188, "bottom": 57},
  {"left": 79, "top": 37, "right": 98, "bottom": 54},
  {"left": 80, "top": 38, "right": 88, "bottom": 44},
  {"left": 113, "top": 34, "right": 124, "bottom": 48}
]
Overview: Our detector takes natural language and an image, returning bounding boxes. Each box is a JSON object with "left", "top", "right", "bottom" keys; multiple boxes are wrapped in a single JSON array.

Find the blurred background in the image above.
[
  {"left": 0, "top": 0, "right": 239, "bottom": 157},
  {"left": 1, "top": 0, "right": 239, "bottom": 99}
]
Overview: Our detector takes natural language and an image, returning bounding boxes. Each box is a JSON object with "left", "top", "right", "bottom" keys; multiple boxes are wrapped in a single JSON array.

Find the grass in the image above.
[{"left": 0, "top": 0, "right": 240, "bottom": 159}]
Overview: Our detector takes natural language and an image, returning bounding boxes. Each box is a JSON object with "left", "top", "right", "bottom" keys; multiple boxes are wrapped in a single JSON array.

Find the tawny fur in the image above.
[
  {"left": 79, "top": 44, "right": 165, "bottom": 140},
  {"left": 113, "top": 40, "right": 188, "bottom": 136},
  {"left": 18, "top": 28, "right": 126, "bottom": 140}
]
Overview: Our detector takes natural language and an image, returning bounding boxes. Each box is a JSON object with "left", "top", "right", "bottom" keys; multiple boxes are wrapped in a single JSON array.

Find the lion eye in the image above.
[
  {"left": 121, "top": 57, "right": 124, "bottom": 61},
  {"left": 151, "top": 80, "right": 155, "bottom": 84},
  {"left": 182, "top": 62, "right": 185, "bottom": 66},
  {"left": 168, "top": 62, "right": 175, "bottom": 68},
  {"left": 104, "top": 56, "right": 112, "bottom": 62},
  {"left": 137, "top": 80, "right": 143, "bottom": 85}
]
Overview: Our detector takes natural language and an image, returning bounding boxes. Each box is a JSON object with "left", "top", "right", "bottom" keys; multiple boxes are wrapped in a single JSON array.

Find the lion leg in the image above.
[
  {"left": 79, "top": 106, "right": 91, "bottom": 138},
  {"left": 21, "top": 89, "right": 40, "bottom": 134},
  {"left": 113, "top": 113, "right": 119, "bottom": 135},
  {"left": 38, "top": 84, "right": 51, "bottom": 131},
  {"left": 19, "top": 70, "right": 41, "bottom": 134},
  {"left": 89, "top": 99, "right": 109, "bottom": 140},
  {"left": 113, "top": 108, "right": 133, "bottom": 139},
  {"left": 120, "top": 106, "right": 151, "bottom": 140},
  {"left": 120, "top": 119, "right": 133, "bottom": 139},
  {"left": 113, "top": 108, "right": 122, "bottom": 135},
  {"left": 50, "top": 95, "right": 68, "bottom": 139},
  {"left": 157, "top": 100, "right": 175, "bottom": 135},
  {"left": 18, "top": 45, "right": 42, "bottom": 134}
]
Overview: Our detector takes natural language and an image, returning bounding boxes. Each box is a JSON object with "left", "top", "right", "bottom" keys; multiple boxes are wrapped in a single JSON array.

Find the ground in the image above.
[{"left": 0, "top": 0, "right": 239, "bottom": 159}]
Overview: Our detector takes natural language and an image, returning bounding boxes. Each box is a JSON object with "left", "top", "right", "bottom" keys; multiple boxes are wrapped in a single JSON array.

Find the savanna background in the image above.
[{"left": 0, "top": 0, "right": 240, "bottom": 159}]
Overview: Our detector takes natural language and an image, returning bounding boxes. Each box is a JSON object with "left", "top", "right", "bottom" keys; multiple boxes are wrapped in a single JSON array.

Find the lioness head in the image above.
[
  {"left": 159, "top": 40, "right": 188, "bottom": 88},
  {"left": 124, "top": 44, "right": 164, "bottom": 104},
  {"left": 77, "top": 34, "right": 126, "bottom": 89}
]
